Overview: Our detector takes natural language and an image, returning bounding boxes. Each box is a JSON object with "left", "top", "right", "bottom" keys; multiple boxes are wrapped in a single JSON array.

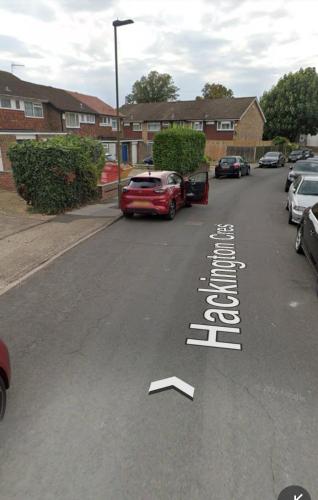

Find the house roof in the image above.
[
  {"left": 0, "top": 70, "right": 111, "bottom": 114},
  {"left": 68, "top": 91, "right": 117, "bottom": 116},
  {"left": 120, "top": 97, "right": 264, "bottom": 122}
]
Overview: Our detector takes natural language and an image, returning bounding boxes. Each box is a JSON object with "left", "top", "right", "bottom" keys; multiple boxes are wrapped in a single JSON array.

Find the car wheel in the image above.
[
  {"left": 284, "top": 182, "right": 289, "bottom": 192},
  {"left": 123, "top": 211, "right": 134, "bottom": 218},
  {"left": 236, "top": 170, "right": 242, "bottom": 178},
  {"left": 166, "top": 200, "right": 176, "bottom": 220},
  {"left": 295, "top": 225, "right": 304, "bottom": 254},
  {"left": 0, "top": 376, "right": 7, "bottom": 420},
  {"left": 246, "top": 167, "right": 250, "bottom": 176}
]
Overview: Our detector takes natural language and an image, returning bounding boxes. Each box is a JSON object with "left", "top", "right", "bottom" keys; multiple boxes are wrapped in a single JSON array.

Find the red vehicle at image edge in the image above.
[
  {"left": 120, "top": 170, "right": 209, "bottom": 219},
  {"left": 0, "top": 339, "right": 11, "bottom": 420}
]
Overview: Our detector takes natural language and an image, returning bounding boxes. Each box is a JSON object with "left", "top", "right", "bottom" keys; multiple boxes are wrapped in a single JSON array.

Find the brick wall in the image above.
[
  {"left": 63, "top": 121, "right": 119, "bottom": 139},
  {"left": 0, "top": 104, "right": 62, "bottom": 132},
  {"left": 0, "top": 135, "right": 17, "bottom": 171},
  {"left": 0, "top": 171, "right": 15, "bottom": 191},
  {"left": 122, "top": 124, "right": 142, "bottom": 140},
  {"left": 235, "top": 102, "right": 264, "bottom": 141},
  {"left": 204, "top": 123, "right": 234, "bottom": 140}
]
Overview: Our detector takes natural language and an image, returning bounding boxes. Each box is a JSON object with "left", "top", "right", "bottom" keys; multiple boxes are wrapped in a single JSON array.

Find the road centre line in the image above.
[{"left": 186, "top": 224, "right": 246, "bottom": 351}]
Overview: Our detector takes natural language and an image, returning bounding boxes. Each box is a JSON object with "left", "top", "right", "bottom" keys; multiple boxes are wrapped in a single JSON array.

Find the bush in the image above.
[
  {"left": 153, "top": 126, "right": 206, "bottom": 174},
  {"left": 272, "top": 136, "right": 290, "bottom": 145},
  {"left": 8, "top": 135, "right": 104, "bottom": 214}
]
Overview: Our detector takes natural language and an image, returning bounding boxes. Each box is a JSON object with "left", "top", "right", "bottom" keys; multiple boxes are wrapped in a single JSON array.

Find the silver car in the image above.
[
  {"left": 284, "top": 160, "right": 318, "bottom": 192},
  {"left": 287, "top": 175, "right": 318, "bottom": 224}
]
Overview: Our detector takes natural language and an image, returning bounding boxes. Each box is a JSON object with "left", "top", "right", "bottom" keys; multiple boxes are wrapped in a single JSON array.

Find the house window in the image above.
[
  {"left": 100, "top": 116, "right": 111, "bottom": 126},
  {"left": 147, "top": 122, "right": 161, "bottom": 132},
  {"left": 132, "top": 122, "right": 142, "bottom": 131},
  {"left": 65, "top": 112, "right": 80, "bottom": 128},
  {"left": 15, "top": 100, "right": 20, "bottom": 109},
  {"left": 24, "top": 101, "right": 44, "bottom": 118},
  {"left": 0, "top": 97, "right": 11, "bottom": 108},
  {"left": 217, "top": 120, "right": 234, "bottom": 131},
  {"left": 80, "top": 114, "right": 95, "bottom": 124},
  {"left": 112, "top": 118, "right": 120, "bottom": 131},
  {"left": 162, "top": 122, "right": 170, "bottom": 128},
  {"left": 192, "top": 121, "right": 203, "bottom": 131}
]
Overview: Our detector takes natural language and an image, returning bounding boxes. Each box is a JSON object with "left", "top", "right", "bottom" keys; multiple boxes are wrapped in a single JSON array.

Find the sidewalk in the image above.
[{"left": 0, "top": 200, "right": 122, "bottom": 296}]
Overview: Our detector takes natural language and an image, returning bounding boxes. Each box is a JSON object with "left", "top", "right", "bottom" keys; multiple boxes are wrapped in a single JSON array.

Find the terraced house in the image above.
[
  {"left": 0, "top": 70, "right": 118, "bottom": 189},
  {"left": 120, "top": 97, "right": 267, "bottom": 164}
]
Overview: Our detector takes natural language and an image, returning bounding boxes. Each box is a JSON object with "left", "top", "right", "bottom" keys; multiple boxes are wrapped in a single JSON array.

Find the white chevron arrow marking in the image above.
[{"left": 148, "top": 377, "right": 195, "bottom": 400}]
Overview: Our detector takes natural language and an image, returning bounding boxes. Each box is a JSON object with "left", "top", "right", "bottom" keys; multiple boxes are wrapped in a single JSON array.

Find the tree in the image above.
[
  {"left": 260, "top": 67, "right": 318, "bottom": 142},
  {"left": 125, "top": 71, "right": 179, "bottom": 103},
  {"left": 196, "top": 82, "right": 234, "bottom": 100}
]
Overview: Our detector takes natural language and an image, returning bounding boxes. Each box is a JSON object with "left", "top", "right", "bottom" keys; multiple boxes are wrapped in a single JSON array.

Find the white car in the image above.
[{"left": 287, "top": 175, "right": 318, "bottom": 224}]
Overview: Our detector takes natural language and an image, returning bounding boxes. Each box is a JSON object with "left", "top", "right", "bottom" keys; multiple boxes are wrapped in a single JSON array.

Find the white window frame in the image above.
[
  {"left": 0, "top": 97, "right": 12, "bottom": 109},
  {"left": 147, "top": 122, "right": 161, "bottom": 132},
  {"left": 80, "top": 113, "right": 95, "bottom": 124},
  {"left": 112, "top": 118, "right": 120, "bottom": 131},
  {"left": 65, "top": 112, "right": 80, "bottom": 128},
  {"left": 100, "top": 116, "right": 111, "bottom": 126},
  {"left": 132, "top": 122, "right": 142, "bottom": 131},
  {"left": 24, "top": 101, "right": 44, "bottom": 118},
  {"left": 192, "top": 121, "right": 203, "bottom": 131},
  {"left": 217, "top": 120, "right": 234, "bottom": 131}
]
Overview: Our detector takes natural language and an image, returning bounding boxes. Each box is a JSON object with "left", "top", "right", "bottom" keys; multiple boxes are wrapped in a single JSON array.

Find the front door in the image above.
[
  {"left": 185, "top": 172, "right": 209, "bottom": 205},
  {"left": 121, "top": 143, "right": 128, "bottom": 163}
]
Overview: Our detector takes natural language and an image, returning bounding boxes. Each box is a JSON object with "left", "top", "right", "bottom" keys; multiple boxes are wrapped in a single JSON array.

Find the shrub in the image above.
[
  {"left": 153, "top": 126, "right": 206, "bottom": 174},
  {"left": 8, "top": 135, "right": 104, "bottom": 214},
  {"left": 272, "top": 136, "right": 290, "bottom": 145}
]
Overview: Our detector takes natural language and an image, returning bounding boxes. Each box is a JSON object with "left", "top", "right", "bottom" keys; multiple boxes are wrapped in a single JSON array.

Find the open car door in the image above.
[{"left": 185, "top": 171, "right": 209, "bottom": 205}]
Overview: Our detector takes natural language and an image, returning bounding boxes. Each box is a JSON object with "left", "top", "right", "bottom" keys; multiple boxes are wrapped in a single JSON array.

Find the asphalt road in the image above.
[{"left": 0, "top": 166, "right": 317, "bottom": 500}]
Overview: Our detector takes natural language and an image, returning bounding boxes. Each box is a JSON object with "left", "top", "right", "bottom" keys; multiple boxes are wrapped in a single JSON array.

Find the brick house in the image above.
[
  {"left": 120, "top": 97, "right": 266, "bottom": 163},
  {"left": 0, "top": 70, "right": 119, "bottom": 188}
]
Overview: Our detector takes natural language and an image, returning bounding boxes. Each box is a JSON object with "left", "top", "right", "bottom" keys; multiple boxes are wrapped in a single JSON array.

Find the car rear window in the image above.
[
  {"left": 298, "top": 180, "right": 318, "bottom": 195},
  {"left": 220, "top": 157, "right": 236, "bottom": 165},
  {"left": 129, "top": 177, "right": 162, "bottom": 188}
]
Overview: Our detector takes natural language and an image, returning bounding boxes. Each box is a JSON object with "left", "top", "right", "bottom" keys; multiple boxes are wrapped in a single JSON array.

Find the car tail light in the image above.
[
  {"left": 154, "top": 188, "right": 165, "bottom": 194},
  {"left": 233, "top": 163, "right": 240, "bottom": 168}
]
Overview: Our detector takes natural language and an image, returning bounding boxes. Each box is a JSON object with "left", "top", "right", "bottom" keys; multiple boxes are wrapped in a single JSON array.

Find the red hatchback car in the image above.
[
  {"left": 120, "top": 170, "right": 209, "bottom": 219},
  {"left": 0, "top": 339, "right": 11, "bottom": 420}
]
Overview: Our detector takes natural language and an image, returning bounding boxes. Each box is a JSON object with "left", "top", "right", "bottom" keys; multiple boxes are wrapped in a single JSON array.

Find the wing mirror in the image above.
[{"left": 289, "top": 166, "right": 293, "bottom": 170}]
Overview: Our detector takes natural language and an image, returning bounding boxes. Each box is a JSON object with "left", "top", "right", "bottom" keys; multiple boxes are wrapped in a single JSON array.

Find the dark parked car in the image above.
[
  {"left": 215, "top": 156, "right": 250, "bottom": 178},
  {"left": 143, "top": 155, "right": 153, "bottom": 165},
  {"left": 288, "top": 149, "right": 312, "bottom": 162},
  {"left": 284, "top": 160, "right": 318, "bottom": 191},
  {"left": 259, "top": 151, "right": 285, "bottom": 167},
  {"left": 296, "top": 202, "right": 318, "bottom": 291},
  {"left": 120, "top": 170, "right": 209, "bottom": 219},
  {"left": 0, "top": 339, "right": 11, "bottom": 420}
]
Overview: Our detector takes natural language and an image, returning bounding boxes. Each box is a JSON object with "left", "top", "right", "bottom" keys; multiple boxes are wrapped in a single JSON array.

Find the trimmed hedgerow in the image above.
[
  {"left": 153, "top": 126, "right": 206, "bottom": 174},
  {"left": 8, "top": 135, "right": 104, "bottom": 214}
]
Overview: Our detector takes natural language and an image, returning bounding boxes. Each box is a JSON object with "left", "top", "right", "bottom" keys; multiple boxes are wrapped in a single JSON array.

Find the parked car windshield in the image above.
[
  {"left": 295, "top": 163, "right": 318, "bottom": 172},
  {"left": 129, "top": 177, "right": 162, "bottom": 188},
  {"left": 220, "top": 157, "right": 236, "bottom": 164},
  {"left": 298, "top": 180, "right": 318, "bottom": 195},
  {"left": 265, "top": 152, "right": 279, "bottom": 157},
  {"left": 291, "top": 150, "right": 303, "bottom": 154}
]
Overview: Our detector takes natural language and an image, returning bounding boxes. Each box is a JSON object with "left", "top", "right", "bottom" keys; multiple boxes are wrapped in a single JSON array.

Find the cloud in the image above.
[
  {"left": 0, "top": 0, "right": 55, "bottom": 21},
  {"left": 57, "top": 0, "right": 114, "bottom": 11},
  {"left": 0, "top": 35, "right": 41, "bottom": 59}
]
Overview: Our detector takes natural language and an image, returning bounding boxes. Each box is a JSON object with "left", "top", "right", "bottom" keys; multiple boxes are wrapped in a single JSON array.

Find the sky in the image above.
[{"left": 0, "top": 0, "right": 317, "bottom": 107}]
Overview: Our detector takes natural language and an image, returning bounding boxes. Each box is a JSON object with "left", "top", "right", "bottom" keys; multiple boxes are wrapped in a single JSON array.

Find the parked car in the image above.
[
  {"left": 259, "top": 151, "right": 285, "bottom": 167},
  {"left": 284, "top": 160, "right": 318, "bottom": 191},
  {"left": 215, "top": 156, "right": 250, "bottom": 178},
  {"left": 288, "top": 149, "right": 312, "bottom": 162},
  {"left": 287, "top": 175, "right": 318, "bottom": 224},
  {"left": 120, "top": 170, "right": 209, "bottom": 219},
  {"left": 143, "top": 155, "right": 154, "bottom": 165},
  {"left": 0, "top": 339, "right": 11, "bottom": 420},
  {"left": 295, "top": 202, "right": 318, "bottom": 288}
]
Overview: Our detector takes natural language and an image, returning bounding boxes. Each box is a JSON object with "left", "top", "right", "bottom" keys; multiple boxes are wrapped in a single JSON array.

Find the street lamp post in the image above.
[{"left": 113, "top": 18, "right": 134, "bottom": 207}]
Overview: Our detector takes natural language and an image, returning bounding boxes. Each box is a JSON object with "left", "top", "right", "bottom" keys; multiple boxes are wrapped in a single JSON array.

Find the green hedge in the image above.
[
  {"left": 153, "top": 127, "right": 206, "bottom": 174},
  {"left": 8, "top": 135, "right": 105, "bottom": 214}
]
